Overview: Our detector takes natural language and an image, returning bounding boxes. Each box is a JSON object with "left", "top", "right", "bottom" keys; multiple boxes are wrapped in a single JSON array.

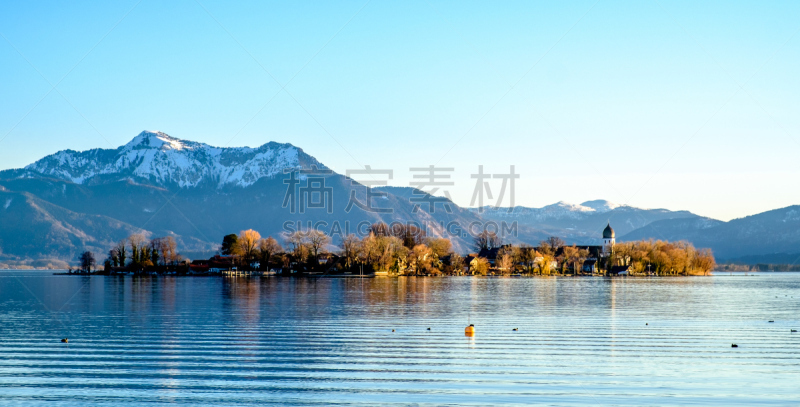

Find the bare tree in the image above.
[
  {"left": 395, "top": 224, "right": 426, "bottom": 249},
  {"left": 108, "top": 248, "right": 120, "bottom": 267},
  {"left": 575, "top": 247, "right": 590, "bottom": 274},
  {"left": 473, "top": 230, "right": 502, "bottom": 252},
  {"left": 426, "top": 237, "right": 452, "bottom": 259},
  {"left": 538, "top": 240, "right": 555, "bottom": 256},
  {"left": 79, "top": 251, "right": 96, "bottom": 273},
  {"left": 307, "top": 230, "right": 331, "bottom": 264},
  {"left": 496, "top": 251, "right": 514, "bottom": 274},
  {"left": 341, "top": 234, "right": 361, "bottom": 269},
  {"left": 470, "top": 257, "right": 490, "bottom": 275},
  {"left": 449, "top": 253, "right": 465, "bottom": 274},
  {"left": 535, "top": 254, "right": 554, "bottom": 275},
  {"left": 518, "top": 244, "right": 536, "bottom": 274},
  {"left": 158, "top": 236, "right": 179, "bottom": 266},
  {"left": 370, "top": 222, "right": 390, "bottom": 237},
  {"left": 694, "top": 248, "right": 716, "bottom": 276},
  {"left": 372, "top": 223, "right": 427, "bottom": 249},
  {"left": 410, "top": 244, "right": 433, "bottom": 275},
  {"left": 381, "top": 236, "right": 407, "bottom": 272},
  {"left": 285, "top": 231, "right": 309, "bottom": 263},
  {"left": 545, "top": 236, "right": 565, "bottom": 250},
  {"left": 237, "top": 229, "right": 261, "bottom": 265},
  {"left": 360, "top": 232, "right": 379, "bottom": 266},
  {"left": 560, "top": 245, "right": 578, "bottom": 274},
  {"left": 140, "top": 245, "right": 153, "bottom": 267},
  {"left": 258, "top": 236, "right": 282, "bottom": 269}
]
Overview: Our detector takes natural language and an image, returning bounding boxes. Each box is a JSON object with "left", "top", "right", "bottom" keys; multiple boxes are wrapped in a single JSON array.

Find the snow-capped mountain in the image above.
[
  {"left": 579, "top": 199, "right": 623, "bottom": 212},
  {"left": 470, "top": 200, "right": 624, "bottom": 222},
  {"left": 470, "top": 200, "right": 702, "bottom": 245},
  {"left": 25, "top": 131, "right": 322, "bottom": 188},
  {"left": 0, "top": 131, "right": 483, "bottom": 264},
  {"left": 3, "top": 131, "right": 799, "bottom": 266}
]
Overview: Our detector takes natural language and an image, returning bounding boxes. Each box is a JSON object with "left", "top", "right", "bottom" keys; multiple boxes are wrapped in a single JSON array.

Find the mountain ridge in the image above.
[
  {"left": 25, "top": 131, "right": 322, "bottom": 188},
  {"left": 1, "top": 131, "right": 798, "bottom": 267}
]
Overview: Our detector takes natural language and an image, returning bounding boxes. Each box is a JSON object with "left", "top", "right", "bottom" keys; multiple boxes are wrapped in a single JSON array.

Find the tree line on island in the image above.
[
  {"left": 72, "top": 235, "right": 182, "bottom": 274},
  {"left": 610, "top": 240, "right": 715, "bottom": 275},
  {"left": 75, "top": 222, "right": 715, "bottom": 276}
]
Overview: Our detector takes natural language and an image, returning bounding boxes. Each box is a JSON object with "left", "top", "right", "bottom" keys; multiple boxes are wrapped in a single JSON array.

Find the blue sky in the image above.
[{"left": 1, "top": 0, "right": 799, "bottom": 221}]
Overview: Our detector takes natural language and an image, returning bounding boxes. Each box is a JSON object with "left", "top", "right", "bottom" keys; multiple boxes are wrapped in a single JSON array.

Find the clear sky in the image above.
[{"left": 1, "top": 0, "right": 799, "bottom": 221}]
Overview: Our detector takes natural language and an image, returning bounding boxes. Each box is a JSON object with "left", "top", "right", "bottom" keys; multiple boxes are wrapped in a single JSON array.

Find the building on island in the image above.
[
  {"left": 471, "top": 222, "right": 618, "bottom": 274},
  {"left": 602, "top": 223, "right": 615, "bottom": 257}
]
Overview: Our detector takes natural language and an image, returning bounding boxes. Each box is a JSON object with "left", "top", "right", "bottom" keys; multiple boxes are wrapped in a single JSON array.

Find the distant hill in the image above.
[
  {"left": 0, "top": 186, "right": 142, "bottom": 264},
  {"left": 620, "top": 217, "right": 724, "bottom": 242},
  {"left": 621, "top": 206, "right": 800, "bottom": 263},
  {"left": 1, "top": 130, "right": 798, "bottom": 267},
  {"left": 471, "top": 200, "right": 701, "bottom": 246}
]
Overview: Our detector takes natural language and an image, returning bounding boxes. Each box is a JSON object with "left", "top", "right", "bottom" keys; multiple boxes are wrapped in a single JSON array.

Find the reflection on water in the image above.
[{"left": 1, "top": 272, "right": 799, "bottom": 406}]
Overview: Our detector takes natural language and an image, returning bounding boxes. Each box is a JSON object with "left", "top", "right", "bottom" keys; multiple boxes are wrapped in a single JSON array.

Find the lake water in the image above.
[{"left": 1, "top": 271, "right": 799, "bottom": 406}]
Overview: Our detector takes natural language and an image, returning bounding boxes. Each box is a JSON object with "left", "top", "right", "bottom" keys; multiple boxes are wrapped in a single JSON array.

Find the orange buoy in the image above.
[{"left": 465, "top": 324, "right": 475, "bottom": 336}]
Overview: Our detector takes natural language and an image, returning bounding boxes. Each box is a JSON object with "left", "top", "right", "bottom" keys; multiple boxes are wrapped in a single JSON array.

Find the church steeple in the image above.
[
  {"left": 602, "top": 222, "right": 615, "bottom": 239},
  {"left": 602, "top": 222, "right": 615, "bottom": 256}
]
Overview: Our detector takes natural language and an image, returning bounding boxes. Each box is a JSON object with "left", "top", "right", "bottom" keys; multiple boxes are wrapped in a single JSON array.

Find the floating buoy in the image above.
[
  {"left": 731, "top": 344, "right": 738, "bottom": 348},
  {"left": 646, "top": 323, "right": 648, "bottom": 326},
  {"left": 61, "top": 338, "right": 68, "bottom": 343},
  {"left": 465, "top": 324, "right": 475, "bottom": 336}
]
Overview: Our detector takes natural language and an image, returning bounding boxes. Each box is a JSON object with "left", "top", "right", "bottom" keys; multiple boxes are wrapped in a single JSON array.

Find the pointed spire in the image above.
[{"left": 603, "top": 222, "right": 614, "bottom": 239}]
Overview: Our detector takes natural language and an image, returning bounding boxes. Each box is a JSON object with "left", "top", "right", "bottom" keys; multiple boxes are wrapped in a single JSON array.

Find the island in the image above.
[{"left": 69, "top": 222, "right": 716, "bottom": 277}]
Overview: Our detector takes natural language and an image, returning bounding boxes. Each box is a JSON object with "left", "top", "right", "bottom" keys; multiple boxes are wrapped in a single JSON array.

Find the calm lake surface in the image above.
[{"left": 1, "top": 271, "right": 799, "bottom": 406}]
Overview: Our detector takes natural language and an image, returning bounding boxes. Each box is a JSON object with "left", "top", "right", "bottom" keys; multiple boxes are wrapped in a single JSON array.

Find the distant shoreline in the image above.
[
  {"left": 5, "top": 262, "right": 799, "bottom": 272},
  {"left": 25, "top": 269, "right": 798, "bottom": 277}
]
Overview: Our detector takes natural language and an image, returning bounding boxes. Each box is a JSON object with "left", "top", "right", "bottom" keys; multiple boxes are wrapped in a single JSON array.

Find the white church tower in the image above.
[{"left": 602, "top": 223, "right": 615, "bottom": 257}]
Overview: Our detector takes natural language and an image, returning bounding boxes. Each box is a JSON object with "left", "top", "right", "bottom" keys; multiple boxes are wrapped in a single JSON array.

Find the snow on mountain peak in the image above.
[
  {"left": 126, "top": 131, "right": 192, "bottom": 151},
  {"left": 468, "top": 199, "right": 628, "bottom": 222},
  {"left": 553, "top": 201, "right": 596, "bottom": 212},
  {"left": 580, "top": 200, "right": 622, "bottom": 213},
  {"left": 24, "top": 131, "right": 320, "bottom": 188}
]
